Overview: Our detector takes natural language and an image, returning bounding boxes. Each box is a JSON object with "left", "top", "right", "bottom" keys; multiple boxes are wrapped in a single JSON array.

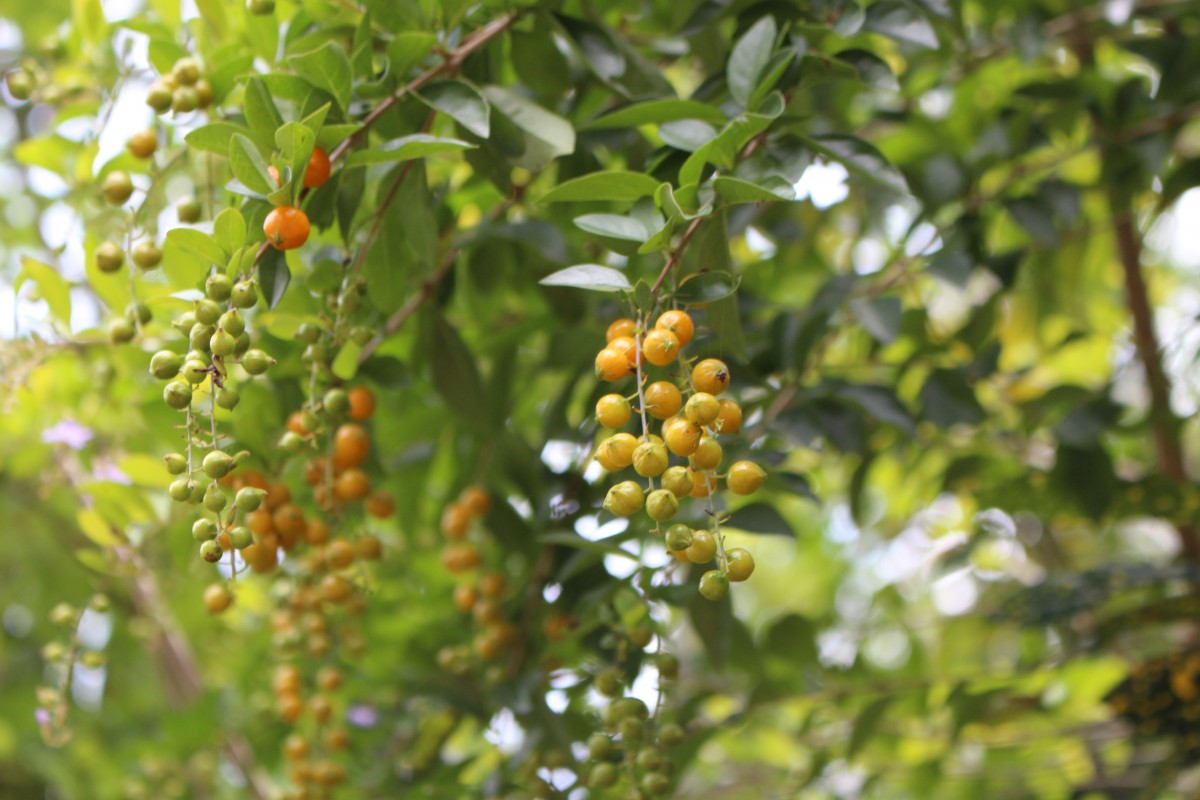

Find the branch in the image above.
[{"left": 650, "top": 216, "right": 705, "bottom": 300}]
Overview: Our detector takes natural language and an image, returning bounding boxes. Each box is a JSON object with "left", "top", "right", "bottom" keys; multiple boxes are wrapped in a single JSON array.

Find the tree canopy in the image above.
[{"left": 3, "top": 0, "right": 1200, "bottom": 798}]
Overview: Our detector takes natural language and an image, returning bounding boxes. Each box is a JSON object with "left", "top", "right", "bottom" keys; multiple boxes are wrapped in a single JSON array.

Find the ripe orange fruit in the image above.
[
  {"left": 596, "top": 394, "right": 632, "bottom": 429},
  {"left": 480, "top": 571, "right": 506, "bottom": 597},
  {"left": 595, "top": 348, "right": 630, "bottom": 381},
  {"left": 334, "top": 468, "right": 370, "bottom": 502},
  {"left": 442, "top": 543, "right": 481, "bottom": 573},
  {"left": 356, "top": 534, "right": 382, "bottom": 560},
  {"left": 607, "top": 335, "right": 638, "bottom": 366},
  {"left": 272, "top": 503, "right": 306, "bottom": 544},
  {"left": 642, "top": 329, "right": 680, "bottom": 366},
  {"left": 320, "top": 574, "right": 353, "bottom": 603},
  {"left": 203, "top": 583, "right": 233, "bottom": 614},
  {"left": 304, "top": 146, "right": 332, "bottom": 188},
  {"left": 441, "top": 502, "right": 471, "bottom": 539},
  {"left": 606, "top": 318, "right": 636, "bottom": 341},
  {"left": 333, "top": 423, "right": 369, "bottom": 469},
  {"left": 692, "top": 358, "right": 730, "bottom": 395},
  {"left": 263, "top": 205, "right": 310, "bottom": 250},
  {"left": 663, "top": 416, "right": 702, "bottom": 457},
  {"left": 460, "top": 485, "right": 491, "bottom": 517},
  {"left": 286, "top": 410, "right": 311, "bottom": 436},
  {"left": 347, "top": 386, "right": 375, "bottom": 420},
  {"left": 655, "top": 310, "right": 694, "bottom": 347},
  {"left": 264, "top": 481, "right": 291, "bottom": 510},
  {"left": 716, "top": 399, "right": 742, "bottom": 433},
  {"left": 453, "top": 584, "right": 479, "bottom": 613},
  {"left": 727, "top": 460, "right": 766, "bottom": 495},
  {"left": 365, "top": 489, "right": 395, "bottom": 518},
  {"left": 305, "top": 518, "right": 331, "bottom": 545},
  {"left": 246, "top": 508, "right": 274, "bottom": 537},
  {"left": 643, "top": 381, "right": 682, "bottom": 419},
  {"left": 326, "top": 538, "right": 356, "bottom": 570}
]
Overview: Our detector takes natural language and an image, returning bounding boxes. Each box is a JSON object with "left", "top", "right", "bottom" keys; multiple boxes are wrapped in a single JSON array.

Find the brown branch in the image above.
[{"left": 650, "top": 216, "right": 705, "bottom": 300}]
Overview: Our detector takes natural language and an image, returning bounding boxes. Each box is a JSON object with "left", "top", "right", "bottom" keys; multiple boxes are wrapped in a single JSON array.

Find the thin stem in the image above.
[{"left": 650, "top": 217, "right": 704, "bottom": 303}]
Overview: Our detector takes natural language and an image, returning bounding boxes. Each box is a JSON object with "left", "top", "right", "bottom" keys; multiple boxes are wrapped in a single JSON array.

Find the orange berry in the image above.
[
  {"left": 727, "top": 460, "right": 766, "bottom": 495},
  {"left": 655, "top": 310, "right": 694, "bottom": 347},
  {"left": 283, "top": 734, "right": 308, "bottom": 761},
  {"left": 365, "top": 489, "right": 396, "bottom": 518},
  {"left": 356, "top": 534, "right": 382, "bottom": 560},
  {"left": 663, "top": 416, "right": 702, "bottom": 457},
  {"left": 453, "top": 584, "right": 479, "bottom": 613},
  {"left": 278, "top": 693, "right": 304, "bottom": 724},
  {"left": 595, "top": 348, "right": 630, "bottom": 381},
  {"left": 480, "top": 571, "right": 506, "bottom": 598},
  {"left": 595, "top": 432, "right": 638, "bottom": 471},
  {"left": 317, "top": 665, "right": 343, "bottom": 692},
  {"left": 287, "top": 410, "right": 311, "bottom": 435},
  {"left": 305, "top": 518, "right": 331, "bottom": 545},
  {"left": 326, "top": 538, "right": 356, "bottom": 570},
  {"left": 606, "top": 318, "right": 636, "bottom": 341},
  {"left": 643, "top": 381, "right": 682, "bottom": 419},
  {"left": 460, "top": 485, "right": 492, "bottom": 517},
  {"left": 303, "top": 457, "right": 326, "bottom": 486},
  {"left": 304, "top": 146, "right": 332, "bottom": 189},
  {"left": 716, "top": 399, "right": 742, "bottom": 434},
  {"left": 688, "top": 469, "right": 718, "bottom": 498},
  {"left": 685, "top": 392, "right": 720, "bottom": 426},
  {"left": 272, "top": 503, "right": 306, "bottom": 544},
  {"left": 347, "top": 386, "right": 375, "bottom": 420},
  {"left": 203, "top": 583, "right": 233, "bottom": 614},
  {"left": 596, "top": 394, "right": 632, "bottom": 429},
  {"left": 320, "top": 573, "right": 353, "bottom": 603},
  {"left": 687, "top": 434, "right": 723, "bottom": 471},
  {"left": 309, "top": 695, "right": 333, "bottom": 723},
  {"left": 263, "top": 205, "right": 310, "bottom": 250},
  {"left": 324, "top": 727, "right": 350, "bottom": 751},
  {"left": 442, "top": 543, "right": 481, "bottom": 573},
  {"left": 334, "top": 468, "right": 370, "bottom": 502},
  {"left": 273, "top": 664, "right": 302, "bottom": 695},
  {"left": 247, "top": 508, "right": 274, "bottom": 537},
  {"left": 264, "top": 481, "right": 291, "bottom": 511},
  {"left": 607, "top": 335, "right": 638, "bottom": 366},
  {"left": 641, "top": 329, "right": 680, "bottom": 366},
  {"left": 333, "top": 423, "right": 369, "bottom": 470},
  {"left": 441, "top": 502, "right": 471, "bottom": 539},
  {"left": 692, "top": 358, "right": 730, "bottom": 395},
  {"left": 267, "top": 164, "right": 282, "bottom": 187},
  {"left": 726, "top": 547, "right": 755, "bottom": 581}
]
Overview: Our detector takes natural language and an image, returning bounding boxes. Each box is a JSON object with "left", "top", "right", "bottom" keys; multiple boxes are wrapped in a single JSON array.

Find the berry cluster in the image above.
[
  {"left": 594, "top": 311, "right": 764, "bottom": 600},
  {"left": 145, "top": 57, "right": 213, "bottom": 116},
  {"left": 36, "top": 595, "right": 109, "bottom": 747}
]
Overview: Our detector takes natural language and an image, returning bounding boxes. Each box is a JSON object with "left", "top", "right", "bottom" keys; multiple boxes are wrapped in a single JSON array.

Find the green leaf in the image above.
[
  {"left": 539, "top": 265, "right": 632, "bottom": 293},
  {"left": 72, "top": 0, "right": 105, "bottom": 44},
  {"left": 727, "top": 502, "right": 794, "bottom": 537},
  {"left": 836, "top": 49, "right": 900, "bottom": 91},
  {"left": 275, "top": 121, "right": 316, "bottom": 199},
  {"left": 800, "top": 134, "right": 910, "bottom": 195},
  {"left": 850, "top": 296, "right": 902, "bottom": 343},
  {"left": 244, "top": 77, "right": 284, "bottom": 154},
  {"left": 300, "top": 103, "right": 332, "bottom": 138},
  {"left": 17, "top": 257, "right": 71, "bottom": 326},
  {"left": 364, "top": 163, "right": 434, "bottom": 312},
  {"left": 713, "top": 175, "right": 796, "bottom": 204},
  {"left": 258, "top": 248, "right": 290, "bottom": 310},
  {"left": 345, "top": 134, "right": 475, "bottom": 167},
  {"left": 919, "top": 369, "right": 984, "bottom": 427},
  {"left": 849, "top": 697, "right": 893, "bottom": 758},
  {"left": 728, "top": 16, "right": 777, "bottom": 109},
  {"left": 386, "top": 31, "right": 437, "bottom": 79},
  {"left": 332, "top": 341, "right": 363, "bottom": 381},
  {"left": 674, "top": 271, "right": 739, "bottom": 303},
  {"left": 429, "top": 311, "right": 489, "bottom": 430},
  {"left": 679, "top": 93, "right": 784, "bottom": 187},
  {"left": 553, "top": 14, "right": 626, "bottom": 83},
  {"left": 147, "top": 39, "right": 188, "bottom": 74},
  {"left": 572, "top": 214, "right": 648, "bottom": 242},
  {"left": 165, "top": 228, "right": 227, "bottom": 267},
  {"left": 585, "top": 99, "right": 727, "bottom": 129},
  {"left": 212, "top": 208, "right": 246, "bottom": 256},
  {"left": 184, "top": 123, "right": 248, "bottom": 156},
  {"left": 77, "top": 508, "right": 120, "bottom": 547},
  {"left": 481, "top": 86, "right": 576, "bottom": 169},
  {"left": 864, "top": 0, "right": 939, "bottom": 49},
  {"left": 229, "top": 134, "right": 277, "bottom": 195},
  {"left": 289, "top": 42, "right": 353, "bottom": 113},
  {"left": 416, "top": 81, "right": 490, "bottom": 138},
  {"left": 540, "top": 171, "right": 661, "bottom": 203},
  {"left": 659, "top": 120, "right": 718, "bottom": 152}
]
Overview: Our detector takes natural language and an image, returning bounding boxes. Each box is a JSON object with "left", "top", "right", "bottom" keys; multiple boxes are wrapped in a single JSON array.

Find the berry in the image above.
[
  {"left": 698, "top": 570, "right": 729, "bottom": 600},
  {"left": 657, "top": 654, "right": 680, "bottom": 681},
  {"left": 177, "top": 198, "right": 203, "bottom": 223},
  {"left": 164, "top": 453, "right": 187, "bottom": 474},
  {"left": 218, "top": 309, "right": 245, "bottom": 337},
  {"left": 248, "top": 0, "right": 275, "bottom": 12},
  {"left": 460, "top": 486, "right": 491, "bottom": 516},
  {"left": 203, "top": 584, "right": 233, "bottom": 614},
  {"left": 357, "top": 534, "right": 382, "bottom": 560},
  {"left": 192, "top": 519, "right": 218, "bottom": 541},
  {"left": 587, "top": 732, "right": 616, "bottom": 760},
  {"left": 441, "top": 503, "right": 471, "bottom": 539},
  {"left": 662, "top": 416, "right": 701, "bottom": 457},
  {"left": 685, "top": 392, "right": 720, "bottom": 426},
  {"left": 146, "top": 82, "right": 173, "bottom": 112},
  {"left": 595, "top": 394, "right": 632, "bottom": 429},
  {"left": 606, "top": 318, "right": 636, "bottom": 341},
  {"left": 202, "top": 450, "right": 234, "bottom": 479},
  {"left": 172, "top": 58, "right": 200, "bottom": 86},
  {"left": 163, "top": 381, "right": 192, "bottom": 410},
  {"left": 641, "top": 329, "right": 680, "bottom": 366},
  {"left": 126, "top": 303, "right": 152, "bottom": 325},
  {"left": 589, "top": 763, "right": 618, "bottom": 788},
  {"left": 632, "top": 440, "right": 669, "bottom": 477},
  {"left": 264, "top": 206, "right": 311, "bottom": 250},
  {"left": 235, "top": 487, "right": 266, "bottom": 513},
  {"left": 692, "top": 358, "right": 730, "bottom": 395},
  {"left": 687, "top": 435, "right": 723, "bottom": 470},
  {"left": 101, "top": 171, "right": 134, "bottom": 205},
  {"left": 168, "top": 479, "right": 192, "bottom": 502},
  {"left": 645, "top": 489, "right": 679, "bottom": 521},
  {"left": 686, "top": 529, "right": 716, "bottom": 563},
  {"left": 304, "top": 146, "right": 332, "bottom": 188},
  {"left": 216, "top": 385, "right": 239, "bottom": 409},
  {"left": 126, "top": 129, "right": 157, "bottom": 159},
  {"left": 348, "top": 386, "right": 375, "bottom": 420},
  {"left": 453, "top": 584, "right": 479, "bottom": 613},
  {"left": 595, "top": 432, "right": 638, "bottom": 471},
  {"left": 172, "top": 86, "right": 199, "bottom": 113},
  {"left": 726, "top": 547, "right": 755, "bottom": 581},
  {"left": 655, "top": 309, "right": 694, "bottom": 347},
  {"left": 664, "top": 524, "right": 692, "bottom": 551},
  {"left": 334, "top": 468, "right": 370, "bottom": 501},
  {"left": 727, "top": 460, "right": 766, "bottom": 495},
  {"left": 608, "top": 335, "right": 638, "bottom": 366},
  {"left": 333, "top": 423, "right": 369, "bottom": 469},
  {"left": 643, "top": 381, "right": 682, "bottom": 419},
  {"left": 228, "top": 526, "right": 253, "bottom": 549},
  {"left": 689, "top": 468, "right": 718, "bottom": 497},
  {"left": 642, "top": 771, "right": 671, "bottom": 796},
  {"left": 95, "top": 241, "right": 125, "bottom": 273},
  {"left": 594, "top": 348, "right": 630, "bottom": 381},
  {"left": 194, "top": 299, "right": 220, "bottom": 325},
  {"left": 199, "top": 540, "right": 224, "bottom": 563},
  {"left": 323, "top": 387, "right": 349, "bottom": 417},
  {"left": 442, "top": 543, "right": 481, "bottom": 572},
  {"left": 195, "top": 79, "right": 214, "bottom": 108},
  {"left": 241, "top": 349, "right": 273, "bottom": 375},
  {"left": 5, "top": 70, "right": 33, "bottom": 101},
  {"left": 149, "top": 350, "right": 183, "bottom": 379},
  {"left": 109, "top": 318, "right": 135, "bottom": 344},
  {"left": 603, "top": 481, "right": 645, "bottom": 516},
  {"left": 203, "top": 482, "right": 227, "bottom": 512},
  {"left": 131, "top": 240, "right": 162, "bottom": 270},
  {"left": 231, "top": 280, "right": 258, "bottom": 308},
  {"left": 182, "top": 358, "right": 209, "bottom": 384},
  {"left": 661, "top": 466, "right": 693, "bottom": 498},
  {"left": 210, "top": 329, "right": 236, "bottom": 357},
  {"left": 189, "top": 323, "right": 215, "bottom": 352},
  {"left": 365, "top": 489, "right": 395, "bottom": 518}
]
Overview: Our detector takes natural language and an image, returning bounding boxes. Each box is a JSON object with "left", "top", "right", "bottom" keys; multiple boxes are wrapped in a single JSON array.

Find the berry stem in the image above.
[{"left": 649, "top": 216, "right": 704, "bottom": 305}]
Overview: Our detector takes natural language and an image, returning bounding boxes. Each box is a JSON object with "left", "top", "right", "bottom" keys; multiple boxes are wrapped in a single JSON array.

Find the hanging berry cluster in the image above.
[{"left": 593, "top": 310, "right": 765, "bottom": 600}]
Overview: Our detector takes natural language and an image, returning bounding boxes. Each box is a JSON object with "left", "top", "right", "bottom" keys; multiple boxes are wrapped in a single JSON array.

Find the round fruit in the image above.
[
  {"left": 348, "top": 386, "right": 375, "bottom": 420},
  {"left": 248, "top": 0, "right": 275, "bottom": 13},
  {"left": 442, "top": 543, "right": 481, "bottom": 573},
  {"left": 595, "top": 432, "right": 638, "bottom": 471},
  {"left": 727, "top": 460, "right": 766, "bottom": 495},
  {"left": 231, "top": 280, "right": 258, "bottom": 309},
  {"left": 608, "top": 335, "right": 638, "bottom": 366},
  {"left": 5, "top": 70, "right": 32, "bottom": 101},
  {"left": 686, "top": 529, "right": 716, "bottom": 563},
  {"left": 202, "top": 450, "right": 233, "bottom": 479},
  {"left": 716, "top": 399, "right": 742, "bottom": 433},
  {"left": 323, "top": 387, "right": 349, "bottom": 418},
  {"left": 228, "top": 526, "right": 253, "bottom": 549},
  {"left": 661, "top": 466, "right": 693, "bottom": 498},
  {"left": 210, "top": 329, "right": 236, "bottom": 357},
  {"left": 334, "top": 468, "right": 370, "bottom": 502},
  {"left": 177, "top": 197, "right": 203, "bottom": 223},
  {"left": 149, "top": 350, "right": 183, "bottom": 380},
  {"left": 203, "top": 584, "right": 233, "bottom": 613},
  {"left": 698, "top": 570, "right": 729, "bottom": 600},
  {"left": 182, "top": 358, "right": 209, "bottom": 384},
  {"left": 685, "top": 392, "right": 720, "bottom": 426},
  {"left": 688, "top": 435, "right": 723, "bottom": 470},
  {"left": 595, "top": 394, "right": 632, "bottom": 429},
  {"left": 194, "top": 299, "right": 220, "bottom": 325},
  {"left": 203, "top": 483, "right": 227, "bottom": 512},
  {"left": 365, "top": 489, "right": 395, "bottom": 518},
  {"left": 235, "top": 487, "right": 266, "bottom": 513},
  {"left": 603, "top": 481, "right": 645, "bottom": 517},
  {"left": 109, "top": 318, "right": 135, "bottom": 344},
  {"left": 641, "top": 329, "right": 681, "bottom": 366},
  {"left": 264, "top": 206, "right": 310, "bottom": 250},
  {"left": 726, "top": 547, "right": 756, "bottom": 581},
  {"left": 219, "top": 309, "right": 245, "bottom": 337},
  {"left": 241, "top": 349, "right": 273, "bottom": 375},
  {"left": 357, "top": 534, "right": 382, "bottom": 560},
  {"left": 172, "top": 86, "right": 200, "bottom": 113},
  {"left": 632, "top": 440, "right": 669, "bottom": 478},
  {"left": 664, "top": 524, "right": 692, "bottom": 551},
  {"left": 304, "top": 146, "right": 332, "bottom": 188},
  {"left": 172, "top": 58, "right": 200, "bottom": 86},
  {"left": 663, "top": 416, "right": 701, "bottom": 457},
  {"left": 146, "top": 82, "right": 173, "bottom": 112},
  {"left": 131, "top": 240, "right": 162, "bottom": 270},
  {"left": 163, "top": 381, "right": 192, "bottom": 410},
  {"left": 461, "top": 485, "right": 492, "bottom": 517},
  {"left": 334, "top": 423, "right": 369, "bottom": 469},
  {"left": 589, "top": 763, "right": 618, "bottom": 788},
  {"left": 595, "top": 348, "right": 630, "bottom": 381},
  {"left": 643, "top": 381, "right": 682, "bottom": 420},
  {"left": 126, "top": 129, "right": 157, "bottom": 159},
  {"left": 689, "top": 469, "right": 718, "bottom": 498},
  {"left": 102, "top": 171, "right": 134, "bottom": 205},
  {"left": 164, "top": 453, "right": 187, "bottom": 474},
  {"left": 692, "top": 358, "right": 730, "bottom": 395},
  {"left": 453, "top": 584, "right": 478, "bottom": 613},
  {"left": 441, "top": 502, "right": 471, "bottom": 539},
  {"left": 95, "top": 241, "right": 125, "bottom": 273},
  {"left": 606, "top": 318, "right": 636, "bottom": 341},
  {"left": 645, "top": 489, "right": 679, "bottom": 522},
  {"left": 655, "top": 309, "right": 694, "bottom": 347},
  {"left": 199, "top": 540, "right": 223, "bottom": 563},
  {"left": 216, "top": 385, "right": 239, "bottom": 409}
]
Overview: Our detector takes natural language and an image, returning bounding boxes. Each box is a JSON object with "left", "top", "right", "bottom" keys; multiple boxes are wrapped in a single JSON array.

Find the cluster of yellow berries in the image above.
[{"left": 593, "top": 310, "right": 765, "bottom": 600}]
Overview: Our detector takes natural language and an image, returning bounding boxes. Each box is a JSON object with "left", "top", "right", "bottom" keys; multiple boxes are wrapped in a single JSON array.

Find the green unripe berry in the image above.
[
  {"left": 201, "top": 450, "right": 233, "bottom": 479},
  {"left": 698, "top": 570, "right": 728, "bottom": 601},
  {"left": 645, "top": 489, "right": 678, "bottom": 522},
  {"left": 172, "top": 311, "right": 197, "bottom": 335},
  {"left": 177, "top": 198, "right": 202, "bottom": 223},
  {"left": 295, "top": 322, "right": 322, "bottom": 344},
  {"left": 199, "top": 539, "right": 223, "bottom": 563},
  {"left": 231, "top": 280, "right": 258, "bottom": 309},
  {"left": 595, "top": 670, "right": 622, "bottom": 698},
  {"left": 228, "top": 525, "right": 253, "bottom": 549},
  {"left": 350, "top": 326, "right": 373, "bottom": 346},
  {"left": 241, "top": 349, "right": 273, "bottom": 375},
  {"left": 80, "top": 650, "right": 106, "bottom": 669},
  {"left": 641, "top": 772, "right": 670, "bottom": 796},
  {"left": 189, "top": 324, "right": 215, "bottom": 352},
  {"left": 182, "top": 358, "right": 209, "bottom": 385},
  {"left": 172, "top": 86, "right": 199, "bottom": 113},
  {"left": 163, "top": 452, "right": 187, "bottom": 474},
  {"left": 205, "top": 273, "right": 232, "bottom": 301},
  {"left": 664, "top": 524, "right": 692, "bottom": 552},
  {"left": 209, "top": 329, "right": 236, "bottom": 357},
  {"left": 628, "top": 623, "right": 653, "bottom": 648},
  {"left": 188, "top": 480, "right": 207, "bottom": 504},
  {"left": 126, "top": 129, "right": 157, "bottom": 159},
  {"left": 42, "top": 642, "right": 66, "bottom": 662},
  {"left": 632, "top": 441, "right": 669, "bottom": 478},
  {"left": 302, "top": 342, "right": 330, "bottom": 364},
  {"left": 109, "top": 318, "right": 135, "bottom": 344},
  {"left": 88, "top": 594, "right": 110, "bottom": 613},
  {"left": 587, "top": 733, "right": 615, "bottom": 761},
  {"left": 49, "top": 603, "right": 77, "bottom": 627},
  {"left": 323, "top": 388, "right": 349, "bottom": 417},
  {"left": 232, "top": 333, "right": 251, "bottom": 358},
  {"left": 661, "top": 466, "right": 692, "bottom": 498},
  {"left": 131, "top": 241, "right": 162, "bottom": 270},
  {"left": 192, "top": 519, "right": 218, "bottom": 541},
  {"left": 172, "top": 58, "right": 200, "bottom": 86},
  {"left": 657, "top": 654, "right": 680, "bottom": 681},
  {"left": 216, "top": 385, "right": 239, "bottom": 409},
  {"left": 617, "top": 717, "right": 643, "bottom": 742},
  {"left": 150, "top": 350, "right": 184, "bottom": 380},
  {"left": 279, "top": 431, "right": 305, "bottom": 453},
  {"left": 235, "top": 487, "right": 266, "bottom": 513},
  {"left": 203, "top": 482, "right": 227, "bottom": 512},
  {"left": 194, "top": 299, "right": 220, "bottom": 325},
  {"left": 126, "top": 303, "right": 152, "bottom": 325},
  {"left": 636, "top": 747, "right": 664, "bottom": 772},
  {"left": 248, "top": 0, "right": 275, "bottom": 13},
  {"left": 95, "top": 241, "right": 124, "bottom": 273},
  {"left": 195, "top": 79, "right": 213, "bottom": 108},
  {"left": 163, "top": 381, "right": 193, "bottom": 409},
  {"left": 102, "top": 171, "right": 134, "bottom": 205},
  {"left": 168, "top": 479, "right": 192, "bottom": 501},
  {"left": 588, "top": 763, "right": 617, "bottom": 788},
  {"left": 146, "top": 82, "right": 173, "bottom": 112},
  {"left": 685, "top": 529, "right": 716, "bottom": 563},
  {"left": 603, "top": 481, "right": 644, "bottom": 517},
  {"left": 657, "top": 722, "right": 684, "bottom": 746},
  {"left": 615, "top": 697, "right": 649, "bottom": 720},
  {"left": 219, "top": 309, "right": 245, "bottom": 337},
  {"left": 5, "top": 70, "right": 33, "bottom": 101}
]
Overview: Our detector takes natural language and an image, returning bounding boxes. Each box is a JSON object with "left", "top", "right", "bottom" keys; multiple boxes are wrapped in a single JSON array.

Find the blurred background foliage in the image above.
[{"left": 2, "top": 0, "right": 1200, "bottom": 798}]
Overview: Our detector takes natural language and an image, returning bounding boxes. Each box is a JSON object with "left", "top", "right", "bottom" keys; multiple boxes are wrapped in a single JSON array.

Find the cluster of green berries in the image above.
[
  {"left": 36, "top": 595, "right": 110, "bottom": 746},
  {"left": 593, "top": 311, "right": 765, "bottom": 600},
  {"left": 145, "top": 57, "right": 213, "bottom": 116},
  {"left": 583, "top": 689, "right": 683, "bottom": 796}
]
